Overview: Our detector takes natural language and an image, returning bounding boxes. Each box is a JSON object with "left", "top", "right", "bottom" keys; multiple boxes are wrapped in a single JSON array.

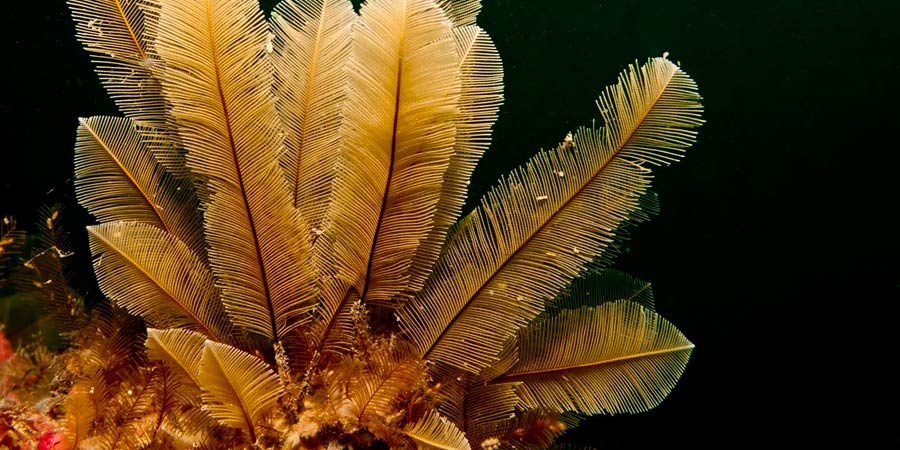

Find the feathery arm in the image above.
[
  {"left": 153, "top": 0, "right": 316, "bottom": 342},
  {"left": 399, "top": 58, "right": 703, "bottom": 375}
]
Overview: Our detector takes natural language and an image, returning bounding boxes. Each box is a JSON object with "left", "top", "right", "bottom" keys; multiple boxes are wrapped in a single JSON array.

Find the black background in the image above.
[{"left": 3, "top": 0, "right": 899, "bottom": 447}]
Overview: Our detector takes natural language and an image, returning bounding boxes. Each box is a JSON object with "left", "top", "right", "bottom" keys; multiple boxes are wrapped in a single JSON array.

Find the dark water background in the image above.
[{"left": 3, "top": 0, "right": 899, "bottom": 447}]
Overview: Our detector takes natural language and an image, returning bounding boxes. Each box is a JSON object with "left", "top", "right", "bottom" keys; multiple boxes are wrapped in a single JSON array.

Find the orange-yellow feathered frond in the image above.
[
  {"left": 88, "top": 222, "right": 232, "bottom": 341},
  {"left": 399, "top": 57, "right": 703, "bottom": 375},
  {"left": 68, "top": 0, "right": 163, "bottom": 127},
  {"left": 407, "top": 24, "right": 503, "bottom": 291},
  {"left": 153, "top": 0, "right": 316, "bottom": 342},
  {"left": 75, "top": 116, "right": 204, "bottom": 256},
  {"left": 272, "top": 0, "right": 356, "bottom": 227},
  {"left": 69, "top": 0, "right": 189, "bottom": 175},
  {"left": 491, "top": 302, "right": 694, "bottom": 415},
  {"left": 326, "top": 340, "right": 425, "bottom": 426},
  {"left": 329, "top": 0, "right": 461, "bottom": 304},
  {"left": 404, "top": 411, "right": 471, "bottom": 450},
  {"left": 437, "top": 380, "right": 519, "bottom": 447},
  {"left": 436, "top": 0, "right": 482, "bottom": 27},
  {"left": 198, "top": 340, "right": 284, "bottom": 442},
  {"left": 145, "top": 328, "right": 208, "bottom": 392}
]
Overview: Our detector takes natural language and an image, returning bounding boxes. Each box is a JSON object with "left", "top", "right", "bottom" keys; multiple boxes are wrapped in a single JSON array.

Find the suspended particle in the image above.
[
  {"left": 90, "top": 21, "right": 104, "bottom": 37},
  {"left": 562, "top": 131, "right": 575, "bottom": 150},
  {"left": 535, "top": 195, "right": 548, "bottom": 202},
  {"left": 265, "top": 32, "right": 275, "bottom": 53},
  {"left": 480, "top": 437, "right": 501, "bottom": 450}
]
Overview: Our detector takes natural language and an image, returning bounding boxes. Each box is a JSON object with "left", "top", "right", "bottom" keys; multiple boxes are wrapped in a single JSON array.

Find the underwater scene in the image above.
[{"left": 2, "top": 0, "right": 898, "bottom": 448}]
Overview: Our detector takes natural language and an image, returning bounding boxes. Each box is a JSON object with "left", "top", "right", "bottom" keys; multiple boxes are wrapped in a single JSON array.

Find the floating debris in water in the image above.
[
  {"left": 562, "top": 131, "right": 575, "bottom": 150},
  {"left": 265, "top": 32, "right": 275, "bottom": 53}
]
